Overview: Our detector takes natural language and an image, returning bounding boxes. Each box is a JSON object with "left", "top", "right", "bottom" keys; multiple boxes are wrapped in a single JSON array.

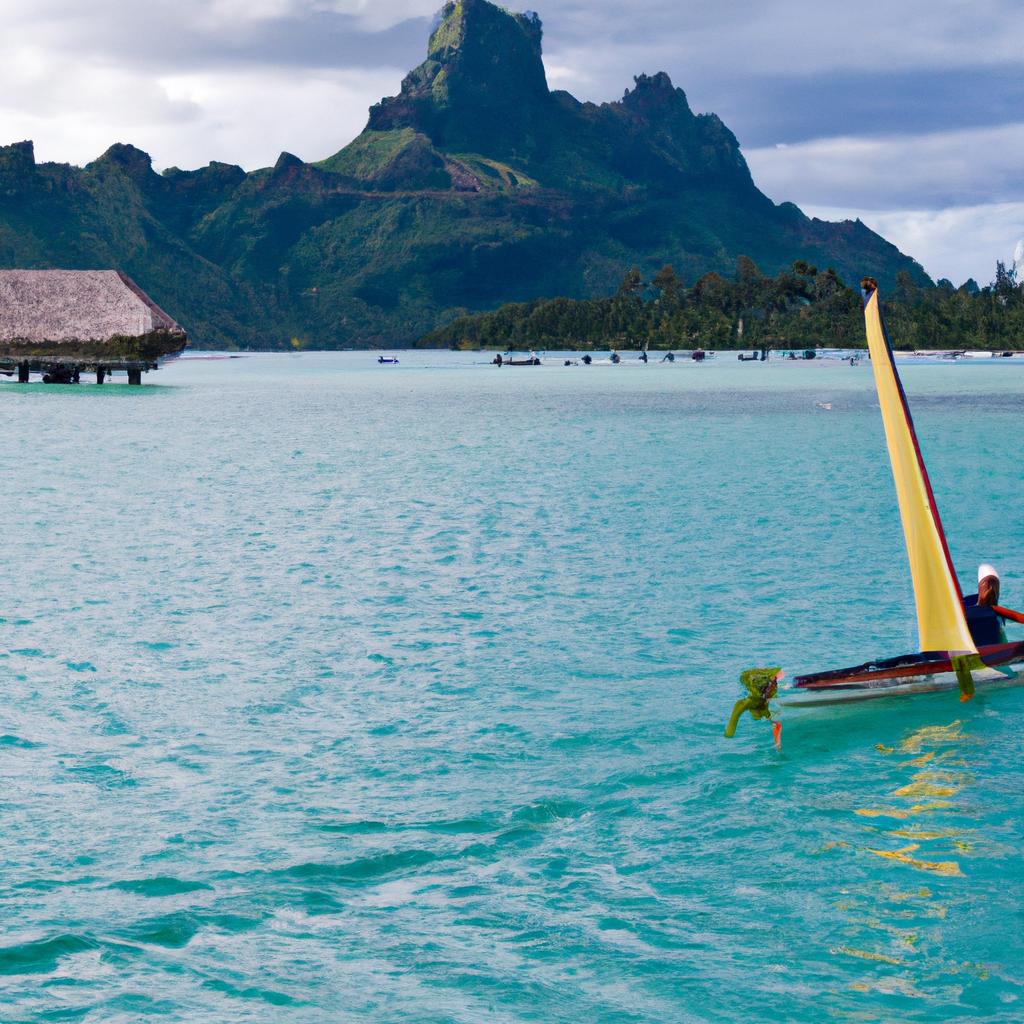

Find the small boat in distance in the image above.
[
  {"left": 378, "top": 355, "right": 399, "bottom": 364},
  {"left": 493, "top": 352, "right": 541, "bottom": 366}
]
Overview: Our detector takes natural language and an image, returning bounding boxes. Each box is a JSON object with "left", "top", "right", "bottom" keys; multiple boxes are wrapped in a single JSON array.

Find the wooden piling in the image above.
[{"left": 1, "top": 357, "right": 157, "bottom": 384}]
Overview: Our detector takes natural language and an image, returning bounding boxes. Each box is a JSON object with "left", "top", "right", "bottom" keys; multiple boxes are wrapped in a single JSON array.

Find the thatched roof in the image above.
[{"left": 0, "top": 270, "right": 184, "bottom": 344}]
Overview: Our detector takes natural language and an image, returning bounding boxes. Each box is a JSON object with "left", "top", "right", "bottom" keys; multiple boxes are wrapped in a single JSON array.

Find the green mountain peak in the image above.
[
  {"left": 89, "top": 143, "right": 155, "bottom": 180},
  {"left": 0, "top": 141, "right": 38, "bottom": 195},
  {"left": 368, "top": 0, "right": 548, "bottom": 155}
]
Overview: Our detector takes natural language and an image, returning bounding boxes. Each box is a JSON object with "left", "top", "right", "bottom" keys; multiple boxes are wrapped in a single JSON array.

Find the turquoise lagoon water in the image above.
[{"left": 1, "top": 353, "right": 1023, "bottom": 1023}]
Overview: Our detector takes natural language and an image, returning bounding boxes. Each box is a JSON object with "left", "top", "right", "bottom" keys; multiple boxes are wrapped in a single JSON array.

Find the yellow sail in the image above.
[{"left": 862, "top": 282, "right": 976, "bottom": 655}]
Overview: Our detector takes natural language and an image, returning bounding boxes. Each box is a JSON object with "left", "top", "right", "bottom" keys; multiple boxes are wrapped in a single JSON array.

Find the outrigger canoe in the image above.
[
  {"left": 726, "top": 279, "right": 1024, "bottom": 738},
  {"left": 779, "top": 643, "right": 1024, "bottom": 708}
]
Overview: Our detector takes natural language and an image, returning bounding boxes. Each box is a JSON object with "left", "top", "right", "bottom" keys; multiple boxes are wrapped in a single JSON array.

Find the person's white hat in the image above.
[{"left": 978, "top": 563, "right": 999, "bottom": 583}]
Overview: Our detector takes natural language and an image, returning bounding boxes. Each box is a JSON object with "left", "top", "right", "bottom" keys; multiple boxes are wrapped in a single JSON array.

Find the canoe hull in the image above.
[
  {"left": 776, "top": 666, "right": 1024, "bottom": 708},
  {"left": 776, "top": 641, "right": 1024, "bottom": 709}
]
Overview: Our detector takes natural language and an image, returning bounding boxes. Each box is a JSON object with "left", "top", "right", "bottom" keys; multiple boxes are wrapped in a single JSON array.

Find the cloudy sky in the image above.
[{"left": 3, "top": 0, "right": 1022, "bottom": 284}]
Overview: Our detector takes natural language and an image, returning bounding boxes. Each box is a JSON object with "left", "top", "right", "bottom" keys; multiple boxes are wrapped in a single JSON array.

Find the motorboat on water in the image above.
[
  {"left": 493, "top": 352, "right": 541, "bottom": 366},
  {"left": 378, "top": 355, "right": 399, "bottom": 364},
  {"left": 727, "top": 279, "right": 1024, "bottom": 740}
]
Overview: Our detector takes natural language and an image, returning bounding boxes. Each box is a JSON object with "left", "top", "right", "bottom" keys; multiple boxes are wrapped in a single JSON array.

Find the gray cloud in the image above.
[
  {"left": 5, "top": 0, "right": 430, "bottom": 73},
  {"left": 685, "top": 66, "right": 1024, "bottom": 150},
  {"left": 541, "top": 0, "right": 1024, "bottom": 80},
  {"left": 747, "top": 123, "right": 1024, "bottom": 210}
]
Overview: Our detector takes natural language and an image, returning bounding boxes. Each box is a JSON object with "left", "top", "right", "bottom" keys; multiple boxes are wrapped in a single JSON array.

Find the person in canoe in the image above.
[{"left": 963, "top": 564, "right": 1008, "bottom": 646}]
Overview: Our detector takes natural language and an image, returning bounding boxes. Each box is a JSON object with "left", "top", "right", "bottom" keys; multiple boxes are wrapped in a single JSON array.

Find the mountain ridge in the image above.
[{"left": 0, "top": 0, "right": 928, "bottom": 348}]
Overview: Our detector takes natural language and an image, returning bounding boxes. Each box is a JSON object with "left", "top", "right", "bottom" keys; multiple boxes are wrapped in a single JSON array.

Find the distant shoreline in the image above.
[{"left": 179, "top": 347, "right": 1024, "bottom": 359}]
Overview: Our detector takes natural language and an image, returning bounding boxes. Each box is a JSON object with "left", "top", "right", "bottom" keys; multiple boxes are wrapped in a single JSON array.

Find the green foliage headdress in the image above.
[{"left": 724, "top": 667, "right": 781, "bottom": 738}]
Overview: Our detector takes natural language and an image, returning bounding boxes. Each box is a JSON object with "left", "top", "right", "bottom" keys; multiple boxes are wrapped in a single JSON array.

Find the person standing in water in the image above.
[{"left": 963, "top": 564, "right": 1007, "bottom": 647}]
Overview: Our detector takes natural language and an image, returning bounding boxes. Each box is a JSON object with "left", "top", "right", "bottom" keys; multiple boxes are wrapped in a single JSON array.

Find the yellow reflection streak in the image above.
[
  {"left": 887, "top": 827, "right": 975, "bottom": 841},
  {"left": 832, "top": 945, "right": 904, "bottom": 966},
  {"left": 893, "top": 780, "right": 962, "bottom": 799},
  {"left": 866, "top": 843, "right": 964, "bottom": 877},
  {"left": 902, "top": 751, "right": 935, "bottom": 767},
  {"left": 855, "top": 801, "right": 953, "bottom": 819},
  {"left": 849, "top": 976, "right": 929, "bottom": 998},
  {"left": 899, "top": 721, "right": 964, "bottom": 754}
]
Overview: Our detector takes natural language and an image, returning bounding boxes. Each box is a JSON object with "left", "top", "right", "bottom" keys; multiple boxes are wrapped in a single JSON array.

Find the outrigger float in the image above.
[{"left": 726, "top": 278, "right": 1024, "bottom": 742}]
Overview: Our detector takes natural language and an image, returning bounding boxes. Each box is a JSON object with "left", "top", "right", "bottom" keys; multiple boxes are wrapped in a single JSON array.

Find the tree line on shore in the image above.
[{"left": 417, "top": 258, "right": 1024, "bottom": 351}]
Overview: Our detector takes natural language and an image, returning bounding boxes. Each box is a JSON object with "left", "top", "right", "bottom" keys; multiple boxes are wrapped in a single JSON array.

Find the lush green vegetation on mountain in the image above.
[
  {"left": 420, "top": 260, "right": 1024, "bottom": 351},
  {"left": 0, "top": 0, "right": 929, "bottom": 349}
]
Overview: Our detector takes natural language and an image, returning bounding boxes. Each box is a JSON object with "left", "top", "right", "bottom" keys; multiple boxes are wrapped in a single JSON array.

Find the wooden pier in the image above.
[{"left": 0, "top": 356, "right": 158, "bottom": 385}]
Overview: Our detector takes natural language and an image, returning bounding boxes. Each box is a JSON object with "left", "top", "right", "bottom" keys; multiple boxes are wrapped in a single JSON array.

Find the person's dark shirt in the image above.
[{"left": 963, "top": 593, "right": 1004, "bottom": 647}]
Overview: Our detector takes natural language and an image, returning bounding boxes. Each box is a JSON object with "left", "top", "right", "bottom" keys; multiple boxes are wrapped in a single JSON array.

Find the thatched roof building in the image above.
[{"left": 0, "top": 270, "right": 186, "bottom": 361}]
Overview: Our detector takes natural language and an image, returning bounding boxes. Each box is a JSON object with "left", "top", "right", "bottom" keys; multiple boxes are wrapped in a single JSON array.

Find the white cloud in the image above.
[
  {"left": 543, "top": 0, "right": 1024, "bottom": 82},
  {"left": 196, "top": 0, "right": 439, "bottom": 32},
  {"left": 0, "top": 54, "right": 202, "bottom": 166},
  {"left": 543, "top": 63, "right": 588, "bottom": 90},
  {"left": 0, "top": 48, "right": 200, "bottom": 125},
  {"left": 198, "top": 0, "right": 298, "bottom": 28},
  {"left": 3, "top": 0, "right": 436, "bottom": 35},
  {"left": 314, "top": 0, "right": 439, "bottom": 32},
  {"left": 0, "top": 0, "right": 427, "bottom": 167},
  {"left": 0, "top": 58, "right": 401, "bottom": 169},
  {"left": 155, "top": 67, "right": 402, "bottom": 168},
  {"left": 746, "top": 122, "right": 1024, "bottom": 210},
  {"left": 804, "top": 202, "right": 1024, "bottom": 286}
]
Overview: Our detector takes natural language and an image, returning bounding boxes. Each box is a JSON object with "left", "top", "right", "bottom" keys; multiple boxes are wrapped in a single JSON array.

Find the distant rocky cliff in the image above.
[{"left": 0, "top": 0, "right": 928, "bottom": 348}]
